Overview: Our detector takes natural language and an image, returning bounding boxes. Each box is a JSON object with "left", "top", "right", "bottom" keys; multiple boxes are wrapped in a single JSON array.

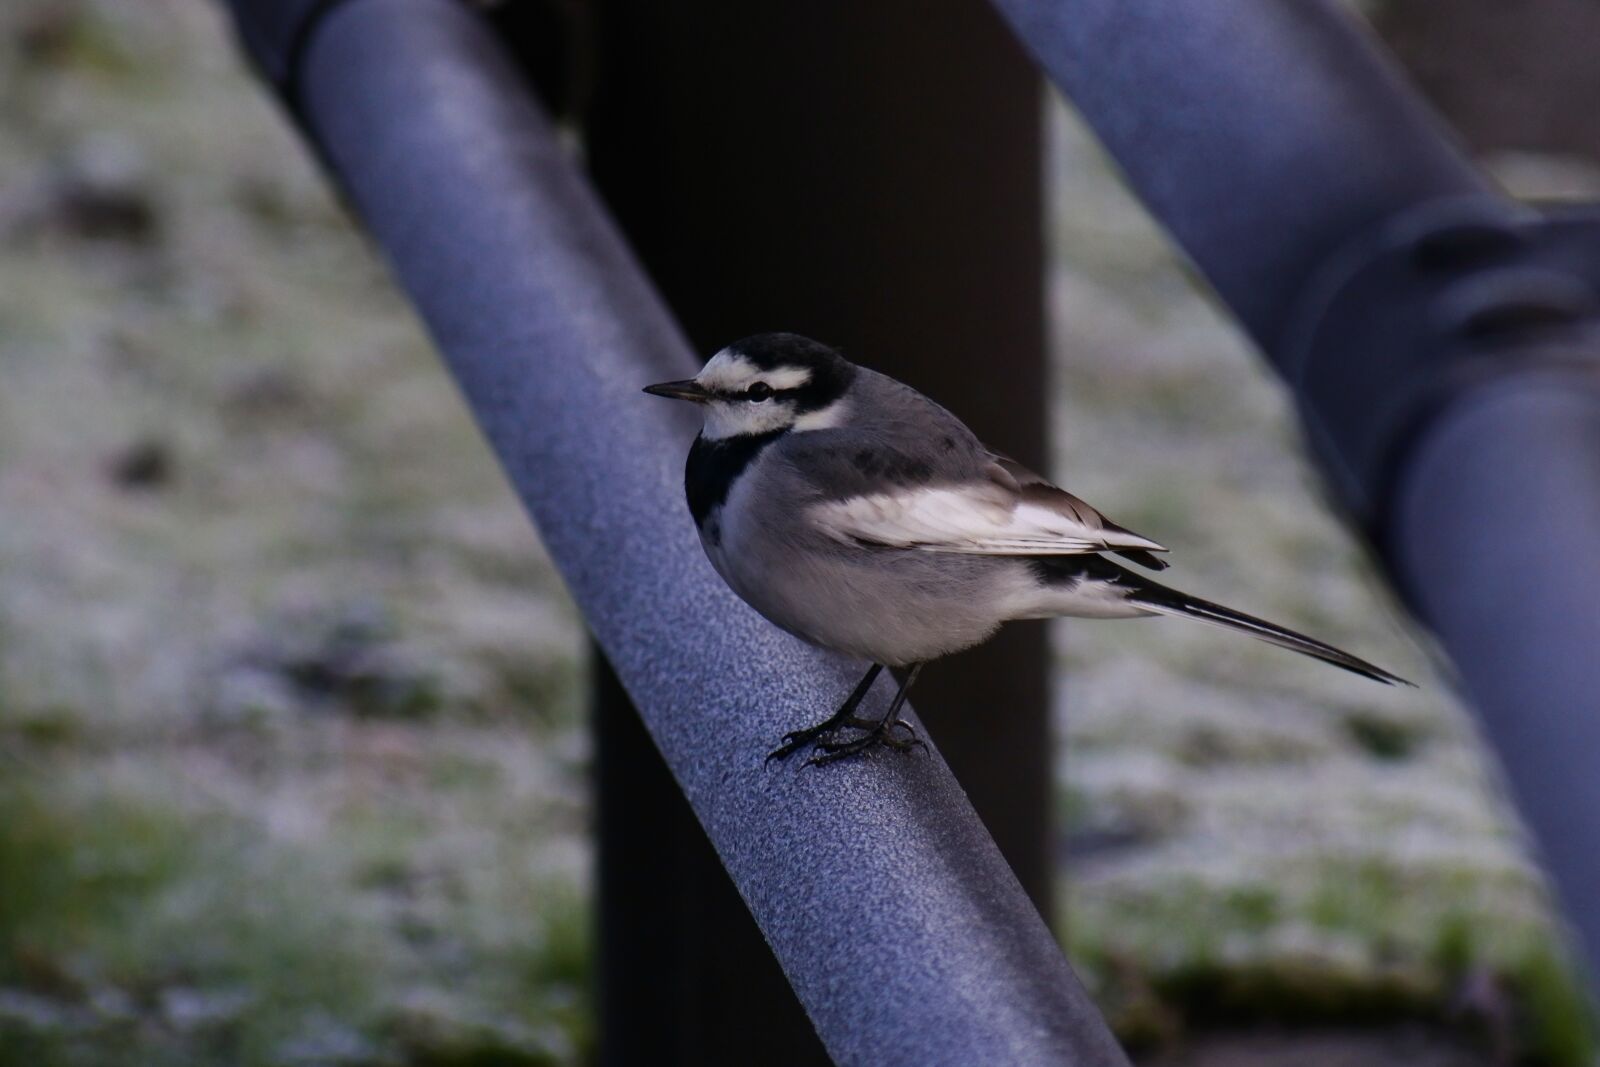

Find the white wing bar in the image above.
[{"left": 811, "top": 485, "right": 1168, "bottom": 557}]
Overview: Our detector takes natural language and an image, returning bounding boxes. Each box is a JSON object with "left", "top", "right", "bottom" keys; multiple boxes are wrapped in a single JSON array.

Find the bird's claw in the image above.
[
  {"left": 883, "top": 717, "right": 928, "bottom": 753},
  {"left": 799, "top": 716, "right": 927, "bottom": 767},
  {"left": 765, "top": 714, "right": 899, "bottom": 763},
  {"left": 768, "top": 663, "right": 926, "bottom": 766},
  {"left": 766, "top": 730, "right": 822, "bottom": 764}
]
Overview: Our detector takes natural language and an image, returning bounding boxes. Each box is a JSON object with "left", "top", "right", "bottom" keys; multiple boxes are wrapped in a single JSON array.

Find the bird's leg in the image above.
[
  {"left": 807, "top": 664, "right": 927, "bottom": 767},
  {"left": 766, "top": 664, "right": 884, "bottom": 763}
]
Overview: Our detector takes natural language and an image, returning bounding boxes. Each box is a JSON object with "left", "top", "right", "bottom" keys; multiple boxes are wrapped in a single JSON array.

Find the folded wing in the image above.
[{"left": 810, "top": 453, "right": 1170, "bottom": 564}]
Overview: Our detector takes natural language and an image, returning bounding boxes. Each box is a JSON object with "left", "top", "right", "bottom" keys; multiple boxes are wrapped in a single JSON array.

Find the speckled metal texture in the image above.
[{"left": 226, "top": 0, "right": 1134, "bottom": 1062}]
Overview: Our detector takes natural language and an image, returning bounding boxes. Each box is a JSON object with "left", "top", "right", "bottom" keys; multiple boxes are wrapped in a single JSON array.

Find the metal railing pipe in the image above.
[
  {"left": 989, "top": 0, "right": 1491, "bottom": 351},
  {"left": 220, "top": 0, "right": 1132, "bottom": 1062},
  {"left": 1396, "top": 361, "right": 1600, "bottom": 970},
  {"left": 989, "top": 0, "right": 1600, "bottom": 975}
]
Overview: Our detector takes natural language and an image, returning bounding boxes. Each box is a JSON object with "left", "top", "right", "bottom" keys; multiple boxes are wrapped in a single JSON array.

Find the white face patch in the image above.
[
  {"left": 791, "top": 397, "right": 849, "bottom": 432},
  {"left": 695, "top": 351, "right": 812, "bottom": 394},
  {"left": 701, "top": 397, "right": 801, "bottom": 440},
  {"left": 692, "top": 347, "right": 838, "bottom": 440}
]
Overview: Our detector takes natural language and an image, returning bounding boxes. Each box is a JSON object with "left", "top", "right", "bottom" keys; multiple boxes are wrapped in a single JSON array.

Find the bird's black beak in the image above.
[{"left": 643, "top": 378, "right": 711, "bottom": 403}]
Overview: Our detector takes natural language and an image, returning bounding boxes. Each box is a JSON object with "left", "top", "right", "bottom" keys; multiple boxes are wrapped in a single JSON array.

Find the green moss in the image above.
[
  {"left": 1065, "top": 859, "right": 1597, "bottom": 1064},
  {"left": 522, "top": 890, "right": 594, "bottom": 1063},
  {"left": 524, "top": 887, "right": 591, "bottom": 997},
  {"left": 1429, "top": 911, "right": 1478, "bottom": 980},
  {"left": 490, "top": 656, "right": 583, "bottom": 733},
  {"left": 0, "top": 772, "right": 385, "bottom": 1066},
  {"left": 0, "top": 782, "right": 191, "bottom": 981},
  {"left": 1305, "top": 858, "right": 1406, "bottom": 934},
  {"left": 1510, "top": 945, "right": 1597, "bottom": 1067},
  {"left": 1153, "top": 959, "right": 1438, "bottom": 1029},
  {"left": 8, "top": 5, "right": 139, "bottom": 79},
  {"left": 1223, "top": 886, "right": 1282, "bottom": 933},
  {"left": 0, "top": 703, "right": 85, "bottom": 748},
  {"left": 1344, "top": 711, "right": 1425, "bottom": 761}
]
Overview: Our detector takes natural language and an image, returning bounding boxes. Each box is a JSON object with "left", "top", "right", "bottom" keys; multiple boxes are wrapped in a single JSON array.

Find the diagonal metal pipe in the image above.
[
  {"left": 987, "top": 0, "right": 1493, "bottom": 352},
  {"left": 219, "top": 0, "right": 1132, "bottom": 1062},
  {"left": 989, "top": 0, "right": 1600, "bottom": 978}
]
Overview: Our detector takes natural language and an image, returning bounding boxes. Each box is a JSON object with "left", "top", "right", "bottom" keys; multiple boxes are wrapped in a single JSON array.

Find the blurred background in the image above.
[{"left": 2, "top": 1, "right": 1600, "bottom": 1065}]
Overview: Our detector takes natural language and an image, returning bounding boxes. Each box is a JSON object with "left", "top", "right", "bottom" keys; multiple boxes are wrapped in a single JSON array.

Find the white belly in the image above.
[{"left": 700, "top": 504, "right": 1036, "bottom": 666}]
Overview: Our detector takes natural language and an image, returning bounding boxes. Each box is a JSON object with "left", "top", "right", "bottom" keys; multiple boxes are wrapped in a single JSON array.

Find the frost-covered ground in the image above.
[
  {"left": 1, "top": 4, "right": 588, "bottom": 1064},
  {"left": 1046, "top": 103, "right": 1600, "bottom": 1065},
  {"left": 0, "top": 1, "right": 1595, "bottom": 1065}
]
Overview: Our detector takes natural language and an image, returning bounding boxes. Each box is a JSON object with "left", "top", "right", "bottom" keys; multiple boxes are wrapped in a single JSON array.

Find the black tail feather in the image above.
[
  {"left": 1032, "top": 555, "right": 1412, "bottom": 686},
  {"left": 1134, "top": 582, "right": 1412, "bottom": 686}
]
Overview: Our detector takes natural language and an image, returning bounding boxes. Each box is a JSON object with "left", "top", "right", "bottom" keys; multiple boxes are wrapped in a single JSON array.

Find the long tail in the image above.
[{"left": 1036, "top": 556, "right": 1413, "bottom": 686}]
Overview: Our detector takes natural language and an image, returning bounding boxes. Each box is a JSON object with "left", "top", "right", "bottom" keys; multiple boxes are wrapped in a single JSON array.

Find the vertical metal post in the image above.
[{"left": 586, "top": 4, "right": 1050, "bottom": 1059}]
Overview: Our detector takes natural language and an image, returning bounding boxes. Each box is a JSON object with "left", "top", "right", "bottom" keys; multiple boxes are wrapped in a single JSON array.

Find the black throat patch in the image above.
[{"left": 685, "top": 430, "right": 786, "bottom": 529}]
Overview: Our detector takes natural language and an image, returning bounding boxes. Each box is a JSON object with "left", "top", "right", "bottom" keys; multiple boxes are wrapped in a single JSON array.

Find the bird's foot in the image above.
[
  {"left": 802, "top": 717, "right": 926, "bottom": 767},
  {"left": 765, "top": 662, "right": 925, "bottom": 766},
  {"left": 765, "top": 711, "right": 886, "bottom": 762},
  {"left": 767, "top": 721, "right": 835, "bottom": 763}
]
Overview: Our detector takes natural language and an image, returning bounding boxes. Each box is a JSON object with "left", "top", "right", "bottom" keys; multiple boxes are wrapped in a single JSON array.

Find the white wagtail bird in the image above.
[{"left": 645, "top": 333, "right": 1410, "bottom": 766}]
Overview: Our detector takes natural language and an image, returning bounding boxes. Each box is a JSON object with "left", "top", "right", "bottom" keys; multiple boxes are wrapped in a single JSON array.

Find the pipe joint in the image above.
[{"left": 1281, "top": 197, "right": 1600, "bottom": 548}]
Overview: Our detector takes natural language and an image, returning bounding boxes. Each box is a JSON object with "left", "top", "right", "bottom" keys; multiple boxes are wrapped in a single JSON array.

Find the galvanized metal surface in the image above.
[
  {"left": 989, "top": 0, "right": 1600, "bottom": 976},
  {"left": 221, "top": 0, "right": 1132, "bottom": 1062},
  {"left": 989, "top": 0, "right": 1491, "bottom": 351}
]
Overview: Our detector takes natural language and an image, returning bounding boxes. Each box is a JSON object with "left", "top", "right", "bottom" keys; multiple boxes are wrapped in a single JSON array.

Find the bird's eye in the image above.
[{"left": 745, "top": 382, "right": 774, "bottom": 402}]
